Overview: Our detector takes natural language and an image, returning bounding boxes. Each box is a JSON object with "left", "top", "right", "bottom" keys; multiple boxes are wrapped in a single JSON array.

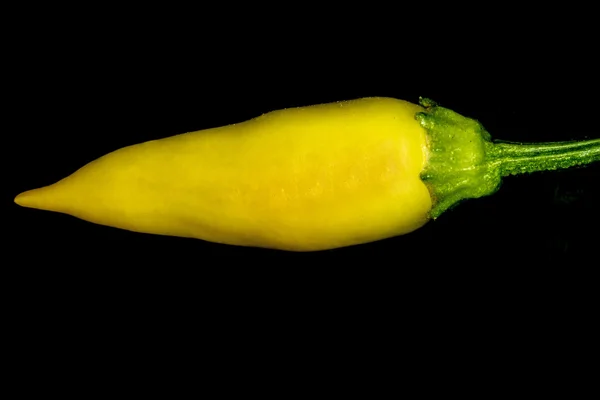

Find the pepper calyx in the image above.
[
  {"left": 415, "top": 97, "right": 600, "bottom": 219},
  {"left": 415, "top": 97, "right": 501, "bottom": 219}
]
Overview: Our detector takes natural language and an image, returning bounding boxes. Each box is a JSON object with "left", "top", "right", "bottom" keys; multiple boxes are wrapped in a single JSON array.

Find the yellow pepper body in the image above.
[{"left": 15, "top": 97, "right": 432, "bottom": 251}]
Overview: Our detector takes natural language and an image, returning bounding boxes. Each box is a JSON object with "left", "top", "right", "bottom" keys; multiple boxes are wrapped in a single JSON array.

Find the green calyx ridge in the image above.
[{"left": 415, "top": 97, "right": 600, "bottom": 219}]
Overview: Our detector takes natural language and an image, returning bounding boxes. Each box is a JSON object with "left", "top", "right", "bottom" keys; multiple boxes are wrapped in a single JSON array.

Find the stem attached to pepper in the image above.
[
  {"left": 415, "top": 98, "right": 600, "bottom": 219},
  {"left": 487, "top": 139, "right": 600, "bottom": 176}
]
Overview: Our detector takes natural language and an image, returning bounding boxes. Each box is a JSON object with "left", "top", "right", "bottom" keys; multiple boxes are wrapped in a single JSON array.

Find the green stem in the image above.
[
  {"left": 415, "top": 98, "right": 600, "bottom": 219},
  {"left": 487, "top": 139, "right": 600, "bottom": 177}
]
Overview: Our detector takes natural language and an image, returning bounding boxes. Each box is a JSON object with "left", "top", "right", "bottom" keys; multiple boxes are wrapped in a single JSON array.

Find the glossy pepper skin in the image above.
[
  {"left": 14, "top": 97, "right": 600, "bottom": 251},
  {"left": 15, "top": 98, "right": 432, "bottom": 251}
]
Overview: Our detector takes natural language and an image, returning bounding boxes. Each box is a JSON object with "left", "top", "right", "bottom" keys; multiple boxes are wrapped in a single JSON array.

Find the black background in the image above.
[{"left": 5, "top": 6, "right": 599, "bottom": 370}]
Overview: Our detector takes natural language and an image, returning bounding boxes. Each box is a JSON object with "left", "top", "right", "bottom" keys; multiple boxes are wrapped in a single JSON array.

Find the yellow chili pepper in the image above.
[{"left": 14, "top": 97, "right": 600, "bottom": 251}]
